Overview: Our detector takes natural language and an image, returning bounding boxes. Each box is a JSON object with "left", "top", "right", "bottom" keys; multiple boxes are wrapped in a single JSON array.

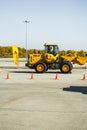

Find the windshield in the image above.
[{"left": 45, "top": 45, "right": 59, "bottom": 55}]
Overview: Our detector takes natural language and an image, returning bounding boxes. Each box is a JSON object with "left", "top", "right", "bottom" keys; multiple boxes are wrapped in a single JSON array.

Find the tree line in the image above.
[{"left": 0, "top": 46, "right": 87, "bottom": 58}]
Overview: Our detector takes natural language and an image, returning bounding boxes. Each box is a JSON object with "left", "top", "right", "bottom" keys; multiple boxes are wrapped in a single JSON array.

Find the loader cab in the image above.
[{"left": 44, "top": 44, "right": 59, "bottom": 55}]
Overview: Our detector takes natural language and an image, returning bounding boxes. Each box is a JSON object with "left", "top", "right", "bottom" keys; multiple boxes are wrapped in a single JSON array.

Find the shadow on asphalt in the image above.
[
  {"left": 63, "top": 86, "right": 87, "bottom": 94},
  {"left": 9, "top": 70, "right": 71, "bottom": 74},
  {"left": 9, "top": 70, "right": 34, "bottom": 74},
  {"left": 9, "top": 70, "right": 72, "bottom": 74}
]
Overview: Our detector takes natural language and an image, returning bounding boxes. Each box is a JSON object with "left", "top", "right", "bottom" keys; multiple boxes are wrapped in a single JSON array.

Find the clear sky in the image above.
[{"left": 0, "top": 0, "right": 87, "bottom": 50}]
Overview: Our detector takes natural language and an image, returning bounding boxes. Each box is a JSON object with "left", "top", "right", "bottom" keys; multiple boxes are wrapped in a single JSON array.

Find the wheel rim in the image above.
[
  {"left": 62, "top": 64, "right": 69, "bottom": 72},
  {"left": 37, "top": 64, "right": 44, "bottom": 72}
]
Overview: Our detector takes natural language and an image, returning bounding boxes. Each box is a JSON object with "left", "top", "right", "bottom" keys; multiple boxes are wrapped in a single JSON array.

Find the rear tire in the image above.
[
  {"left": 60, "top": 61, "right": 72, "bottom": 73},
  {"left": 35, "top": 62, "right": 47, "bottom": 73}
]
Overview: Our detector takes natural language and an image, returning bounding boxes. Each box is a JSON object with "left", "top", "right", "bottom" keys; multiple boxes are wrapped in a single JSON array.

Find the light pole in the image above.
[{"left": 24, "top": 20, "right": 30, "bottom": 60}]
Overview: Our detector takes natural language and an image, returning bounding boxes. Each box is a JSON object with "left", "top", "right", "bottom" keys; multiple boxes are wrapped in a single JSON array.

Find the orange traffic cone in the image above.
[
  {"left": 30, "top": 73, "right": 34, "bottom": 80},
  {"left": 0, "top": 69, "right": 2, "bottom": 73},
  {"left": 55, "top": 73, "right": 58, "bottom": 80},
  {"left": 6, "top": 73, "right": 10, "bottom": 79},
  {"left": 83, "top": 74, "right": 86, "bottom": 80}
]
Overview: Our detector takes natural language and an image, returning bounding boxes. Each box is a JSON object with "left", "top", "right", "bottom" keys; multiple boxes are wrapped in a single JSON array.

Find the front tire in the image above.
[{"left": 60, "top": 61, "right": 72, "bottom": 73}]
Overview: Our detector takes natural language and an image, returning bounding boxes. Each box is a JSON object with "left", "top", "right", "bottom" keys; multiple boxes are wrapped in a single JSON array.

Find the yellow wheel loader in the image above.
[
  {"left": 25, "top": 44, "right": 73, "bottom": 73},
  {"left": 12, "top": 44, "right": 87, "bottom": 73}
]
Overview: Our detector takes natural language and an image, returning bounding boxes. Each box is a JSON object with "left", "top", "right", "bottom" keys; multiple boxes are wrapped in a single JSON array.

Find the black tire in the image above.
[
  {"left": 60, "top": 61, "right": 72, "bottom": 73},
  {"left": 35, "top": 62, "right": 47, "bottom": 73}
]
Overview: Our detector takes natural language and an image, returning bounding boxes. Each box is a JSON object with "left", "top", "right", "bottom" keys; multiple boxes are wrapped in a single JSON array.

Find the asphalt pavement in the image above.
[{"left": 0, "top": 59, "right": 87, "bottom": 130}]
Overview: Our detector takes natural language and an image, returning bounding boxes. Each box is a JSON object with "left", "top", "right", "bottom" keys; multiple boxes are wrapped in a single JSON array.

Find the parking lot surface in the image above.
[{"left": 0, "top": 66, "right": 87, "bottom": 130}]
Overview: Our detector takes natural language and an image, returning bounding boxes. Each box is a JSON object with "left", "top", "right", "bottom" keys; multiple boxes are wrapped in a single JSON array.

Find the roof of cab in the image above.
[{"left": 44, "top": 43, "right": 58, "bottom": 46}]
